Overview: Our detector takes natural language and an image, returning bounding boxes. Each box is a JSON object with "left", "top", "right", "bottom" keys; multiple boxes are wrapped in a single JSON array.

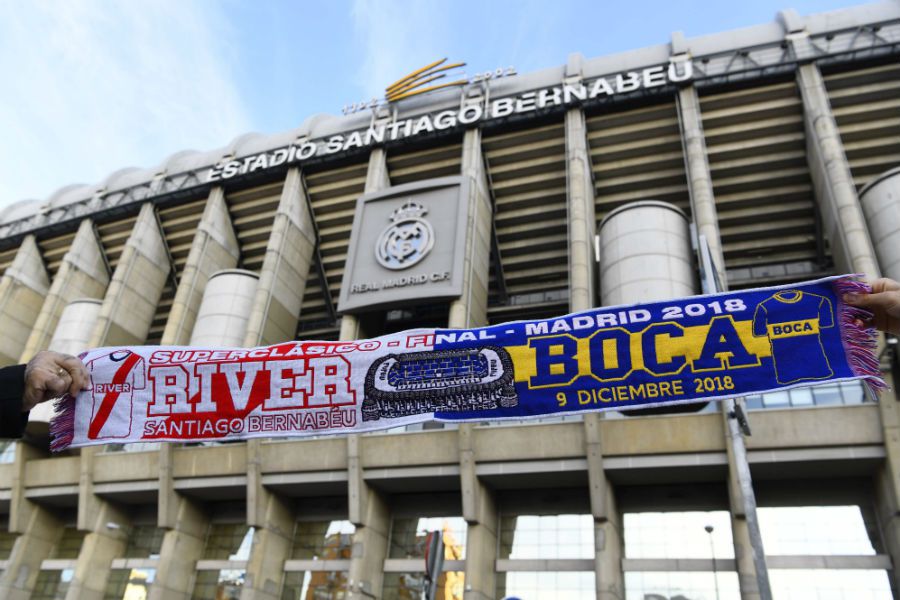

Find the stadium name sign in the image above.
[{"left": 207, "top": 62, "right": 693, "bottom": 183}]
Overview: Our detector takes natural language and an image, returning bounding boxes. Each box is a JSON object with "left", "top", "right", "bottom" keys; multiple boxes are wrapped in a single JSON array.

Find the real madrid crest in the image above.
[{"left": 375, "top": 200, "right": 435, "bottom": 270}]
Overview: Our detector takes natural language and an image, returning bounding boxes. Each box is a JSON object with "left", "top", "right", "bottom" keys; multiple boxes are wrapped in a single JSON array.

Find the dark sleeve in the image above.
[{"left": 0, "top": 364, "right": 28, "bottom": 438}]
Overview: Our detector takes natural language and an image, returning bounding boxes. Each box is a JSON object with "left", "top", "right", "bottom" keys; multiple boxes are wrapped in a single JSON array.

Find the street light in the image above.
[{"left": 705, "top": 525, "right": 721, "bottom": 600}]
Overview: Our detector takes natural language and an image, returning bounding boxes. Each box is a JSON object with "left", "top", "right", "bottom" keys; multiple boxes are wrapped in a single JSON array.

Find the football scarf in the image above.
[{"left": 50, "top": 275, "right": 885, "bottom": 450}]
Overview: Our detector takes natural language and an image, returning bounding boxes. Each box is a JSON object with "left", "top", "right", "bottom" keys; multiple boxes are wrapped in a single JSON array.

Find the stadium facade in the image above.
[{"left": 0, "top": 2, "right": 899, "bottom": 599}]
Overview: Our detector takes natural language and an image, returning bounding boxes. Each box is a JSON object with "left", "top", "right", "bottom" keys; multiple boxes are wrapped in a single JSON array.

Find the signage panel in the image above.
[{"left": 338, "top": 176, "right": 469, "bottom": 313}]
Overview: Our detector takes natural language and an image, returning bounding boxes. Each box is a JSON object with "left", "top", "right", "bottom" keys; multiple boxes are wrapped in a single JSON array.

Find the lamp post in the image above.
[{"left": 705, "top": 524, "right": 721, "bottom": 600}]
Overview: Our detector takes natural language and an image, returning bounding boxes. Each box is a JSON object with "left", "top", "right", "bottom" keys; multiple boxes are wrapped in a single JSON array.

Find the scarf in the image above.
[{"left": 50, "top": 275, "right": 884, "bottom": 450}]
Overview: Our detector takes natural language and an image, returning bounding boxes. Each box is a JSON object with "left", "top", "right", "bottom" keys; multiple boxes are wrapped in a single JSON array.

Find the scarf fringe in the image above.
[
  {"left": 49, "top": 394, "right": 76, "bottom": 452},
  {"left": 833, "top": 276, "right": 888, "bottom": 396}
]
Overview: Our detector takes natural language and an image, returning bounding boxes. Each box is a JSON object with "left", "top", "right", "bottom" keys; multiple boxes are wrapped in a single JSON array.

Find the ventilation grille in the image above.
[
  {"left": 0, "top": 247, "right": 17, "bottom": 279},
  {"left": 296, "top": 161, "right": 368, "bottom": 340},
  {"left": 96, "top": 214, "right": 138, "bottom": 273},
  {"left": 700, "top": 81, "right": 829, "bottom": 287},
  {"left": 483, "top": 120, "right": 569, "bottom": 323},
  {"left": 587, "top": 100, "right": 690, "bottom": 220},
  {"left": 145, "top": 198, "right": 207, "bottom": 345},
  {"left": 387, "top": 139, "right": 462, "bottom": 185},
  {"left": 226, "top": 182, "right": 282, "bottom": 272},
  {"left": 824, "top": 62, "right": 900, "bottom": 190},
  {"left": 37, "top": 231, "right": 76, "bottom": 279}
]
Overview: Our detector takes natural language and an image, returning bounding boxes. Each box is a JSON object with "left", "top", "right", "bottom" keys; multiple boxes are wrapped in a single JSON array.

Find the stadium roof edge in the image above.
[{"left": 3, "top": 0, "right": 898, "bottom": 230}]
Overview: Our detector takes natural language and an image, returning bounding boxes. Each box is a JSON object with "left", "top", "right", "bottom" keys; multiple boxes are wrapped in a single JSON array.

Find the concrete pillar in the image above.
[
  {"left": 460, "top": 424, "right": 497, "bottom": 600},
  {"left": 0, "top": 503, "right": 64, "bottom": 600},
  {"left": 148, "top": 496, "right": 210, "bottom": 600},
  {"left": 0, "top": 442, "right": 56, "bottom": 599},
  {"left": 20, "top": 219, "right": 109, "bottom": 362},
  {"left": 340, "top": 147, "right": 392, "bottom": 341},
  {"left": 89, "top": 203, "right": 171, "bottom": 347},
  {"left": 790, "top": 51, "right": 878, "bottom": 276},
  {"left": 161, "top": 187, "right": 239, "bottom": 346},
  {"left": 346, "top": 435, "right": 389, "bottom": 599},
  {"left": 243, "top": 168, "right": 317, "bottom": 347},
  {"left": 448, "top": 128, "right": 492, "bottom": 329},
  {"left": 0, "top": 235, "right": 49, "bottom": 366},
  {"left": 565, "top": 106, "right": 597, "bottom": 312},
  {"left": 722, "top": 416, "right": 762, "bottom": 600},
  {"left": 677, "top": 83, "right": 727, "bottom": 284},
  {"left": 65, "top": 496, "right": 130, "bottom": 600},
  {"left": 584, "top": 414, "right": 623, "bottom": 598},
  {"left": 875, "top": 425, "right": 900, "bottom": 595},
  {"left": 242, "top": 439, "right": 294, "bottom": 600}
]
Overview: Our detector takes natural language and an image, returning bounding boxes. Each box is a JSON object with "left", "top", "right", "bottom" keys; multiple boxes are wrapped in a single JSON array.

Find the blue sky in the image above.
[{"left": 0, "top": 0, "right": 873, "bottom": 208}]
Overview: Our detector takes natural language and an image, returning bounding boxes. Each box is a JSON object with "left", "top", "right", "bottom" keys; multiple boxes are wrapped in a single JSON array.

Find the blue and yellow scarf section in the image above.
[{"left": 430, "top": 274, "right": 885, "bottom": 420}]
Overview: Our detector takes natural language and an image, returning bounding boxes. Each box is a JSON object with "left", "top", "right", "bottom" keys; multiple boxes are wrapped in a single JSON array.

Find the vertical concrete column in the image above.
[
  {"left": 244, "top": 168, "right": 317, "bottom": 347},
  {"left": 20, "top": 219, "right": 109, "bottom": 362},
  {"left": 789, "top": 26, "right": 900, "bottom": 589},
  {"left": 448, "top": 128, "right": 492, "bottom": 329},
  {"left": 563, "top": 54, "right": 597, "bottom": 313},
  {"left": 0, "top": 442, "right": 55, "bottom": 599},
  {"left": 158, "top": 443, "right": 177, "bottom": 528},
  {"left": 161, "top": 187, "right": 239, "bottom": 346},
  {"left": 68, "top": 445, "right": 132, "bottom": 600},
  {"left": 241, "top": 439, "right": 294, "bottom": 600},
  {"left": 240, "top": 441, "right": 292, "bottom": 599},
  {"left": 873, "top": 364, "right": 900, "bottom": 589},
  {"left": 459, "top": 424, "right": 496, "bottom": 600},
  {"left": 346, "top": 435, "right": 389, "bottom": 599},
  {"left": 677, "top": 82, "right": 726, "bottom": 283},
  {"left": 584, "top": 414, "right": 623, "bottom": 597},
  {"left": 0, "top": 504, "right": 64, "bottom": 600},
  {"left": 65, "top": 486, "right": 131, "bottom": 600},
  {"left": 788, "top": 37, "right": 878, "bottom": 276},
  {"left": 149, "top": 496, "right": 210, "bottom": 600},
  {"left": 0, "top": 235, "right": 49, "bottom": 366},
  {"left": 89, "top": 203, "right": 171, "bottom": 347},
  {"left": 722, "top": 417, "right": 762, "bottom": 599},
  {"left": 339, "top": 147, "right": 392, "bottom": 341},
  {"left": 875, "top": 421, "right": 900, "bottom": 594}
]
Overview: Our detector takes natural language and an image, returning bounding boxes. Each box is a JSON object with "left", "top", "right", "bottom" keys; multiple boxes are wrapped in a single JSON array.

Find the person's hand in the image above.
[
  {"left": 22, "top": 351, "right": 90, "bottom": 412},
  {"left": 844, "top": 277, "right": 900, "bottom": 336}
]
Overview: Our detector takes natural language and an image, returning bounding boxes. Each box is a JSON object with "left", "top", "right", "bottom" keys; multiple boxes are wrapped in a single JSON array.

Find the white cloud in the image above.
[{"left": 0, "top": 0, "right": 252, "bottom": 207}]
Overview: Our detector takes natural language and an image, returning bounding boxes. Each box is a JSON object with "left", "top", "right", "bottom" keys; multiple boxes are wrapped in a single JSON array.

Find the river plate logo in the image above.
[{"left": 375, "top": 200, "right": 435, "bottom": 270}]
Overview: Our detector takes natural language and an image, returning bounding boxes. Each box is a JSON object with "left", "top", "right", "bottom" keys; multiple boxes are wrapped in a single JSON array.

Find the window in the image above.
[
  {"left": 758, "top": 506, "right": 875, "bottom": 555},
  {"left": 30, "top": 569, "right": 74, "bottom": 600},
  {"left": 500, "top": 514, "right": 594, "bottom": 560},
  {"left": 758, "top": 506, "right": 890, "bottom": 598},
  {"left": 496, "top": 571, "right": 595, "bottom": 600},
  {"left": 624, "top": 511, "right": 733, "bottom": 559},
  {"left": 495, "top": 510, "right": 594, "bottom": 600},
  {"left": 623, "top": 511, "right": 739, "bottom": 599},
  {"left": 31, "top": 527, "right": 84, "bottom": 600},
  {"left": 383, "top": 516, "right": 467, "bottom": 600},
  {"left": 0, "top": 530, "right": 18, "bottom": 559},
  {"left": 103, "top": 524, "right": 165, "bottom": 600},
  {"left": 191, "top": 524, "right": 254, "bottom": 600},
  {"left": 745, "top": 381, "right": 866, "bottom": 410},
  {"left": 769, "top": 569, "right": 892, "bottom": 598},
  {"left": 103, "top": 569, "right": 155, "bottom": 600},
  {"left": 0, "top": 440, "right": 15, "bottom": 463},
  {"left": 625, "top": 572, "right": 740, "bottom": 600},
  {"left": 281, "top": 520, "right": 355, "bottom": 600}
]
